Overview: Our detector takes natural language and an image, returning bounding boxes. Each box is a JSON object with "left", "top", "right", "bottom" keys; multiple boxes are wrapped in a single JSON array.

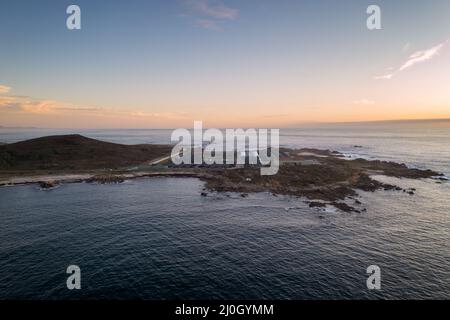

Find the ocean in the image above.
[{"left": 0, "top": 121, "right": 449, "bottom": 299}]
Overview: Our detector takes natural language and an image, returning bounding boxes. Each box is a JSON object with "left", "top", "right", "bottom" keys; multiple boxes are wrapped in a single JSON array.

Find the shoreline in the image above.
[
  {"left": 1, "top": 161, "right": 446, "bottom": 214},
  {"left": 0, "top": 170, "right": 209, "bottom": 187},
  {"left": 0, "top": 168, "right": 445, "bottom": 214},
  {"left": 1, "top": 168, "right": 444, "bottom": 187},
  {"left": 1, "top": 134, "right": 447, "bottom": 213}
]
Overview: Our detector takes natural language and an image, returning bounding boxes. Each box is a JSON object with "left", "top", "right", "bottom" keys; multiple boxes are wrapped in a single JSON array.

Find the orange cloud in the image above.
[
  {"left": 0, "top": 92, "right": 193, "bottom": 128},
  {"left": 0, "top": 85, "right": 11, "bottom": 94},
  {"left": 0, "top": 95, "right": 59, "bottom": 114}
]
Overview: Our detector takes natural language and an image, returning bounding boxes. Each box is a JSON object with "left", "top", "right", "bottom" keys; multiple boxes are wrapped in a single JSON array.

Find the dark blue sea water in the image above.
[{"left": 0, "top": 122, "right": 449, "bottom": 299}]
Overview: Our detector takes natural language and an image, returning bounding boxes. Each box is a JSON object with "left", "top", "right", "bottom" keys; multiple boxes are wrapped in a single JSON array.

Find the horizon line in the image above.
[{"left": 1, "top": 117, "right": 450, "bottom": 130}]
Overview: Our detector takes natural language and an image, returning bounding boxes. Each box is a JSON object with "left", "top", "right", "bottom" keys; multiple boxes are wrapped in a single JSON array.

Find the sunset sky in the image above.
[{"left": 1, "top": 0, "right": 450, "bottom": 128}]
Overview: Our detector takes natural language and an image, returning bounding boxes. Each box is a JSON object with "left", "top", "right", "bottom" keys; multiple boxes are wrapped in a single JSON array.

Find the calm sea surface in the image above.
[{"left": 0, "top": 121, "right": 449, "bottom": 299}]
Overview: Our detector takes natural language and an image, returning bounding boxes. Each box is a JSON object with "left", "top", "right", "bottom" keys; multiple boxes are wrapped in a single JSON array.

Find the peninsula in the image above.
[{"left": 0, "top": 135, "right": 445, "bottom": 212}]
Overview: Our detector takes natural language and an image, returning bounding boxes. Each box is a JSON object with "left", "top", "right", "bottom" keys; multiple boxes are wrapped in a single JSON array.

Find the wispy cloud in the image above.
[
  {"left": 0, "top": 86, "right": 60, "bottom": 114},
  {"left": 399, "top": 42, "right": 445, "bottom": 71},
  {"left": 188, "top": 0, "right": 238, "bottom": 19},
  {"left": 182, "top": 0, "right": 238, "bottom": 30},
  {"left": 127, "top": 111, "right": 190, "bottom": 119},
  {"left": 0, "top": 85, "right": 11, "bottom": 94},
  {"left": 353, "top": 99, "right": 375, "bottom": 106},
  {"left": 375, "top": 40, "right": 449, "bottom": 80},
  {"left": 374, "top": 73, "right": 394, "bottom": 80},
  {"left": 196, "top": 19, "right": 221, "bottom": 31},
  {"left": 0, "top": 93, "right": 190, "bottom": 121},
  {"left": 0, "top": 95, "right": 69, "bottom": 114}
]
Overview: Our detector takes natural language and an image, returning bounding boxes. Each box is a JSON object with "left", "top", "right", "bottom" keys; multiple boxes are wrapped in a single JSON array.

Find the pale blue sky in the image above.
[{"left": 1, "top": 0, "right": 449, "bottom": 128}]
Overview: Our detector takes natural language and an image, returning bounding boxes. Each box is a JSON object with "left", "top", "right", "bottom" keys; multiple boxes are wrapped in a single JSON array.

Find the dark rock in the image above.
[
  {"left": 86, "top": 174, "right": 124, "bottom": 184},
  {"left": 39, "top": 181, "right": 58, "bottom": 189},
  {"left": 331, "top": 202, "right": 358, "bottom": 213},
  {"left": 308, "top": 201, "right": 326, "bottom": 208}
]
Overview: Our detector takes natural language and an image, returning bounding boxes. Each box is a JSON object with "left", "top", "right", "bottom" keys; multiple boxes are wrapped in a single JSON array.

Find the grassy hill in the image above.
[{"left": 0, "top": 134, "right": 172, "bottom": 172}]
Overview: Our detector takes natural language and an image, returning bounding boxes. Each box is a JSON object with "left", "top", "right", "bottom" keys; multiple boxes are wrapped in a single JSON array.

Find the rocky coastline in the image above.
[{"left": 0, "top": 135, "right": 447, "bottom": 213}]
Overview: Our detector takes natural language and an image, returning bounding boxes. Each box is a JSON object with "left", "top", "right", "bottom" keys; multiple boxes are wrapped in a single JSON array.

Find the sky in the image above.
[{"left": 0, "top": 0, "right": 450, "bottom": 128}]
